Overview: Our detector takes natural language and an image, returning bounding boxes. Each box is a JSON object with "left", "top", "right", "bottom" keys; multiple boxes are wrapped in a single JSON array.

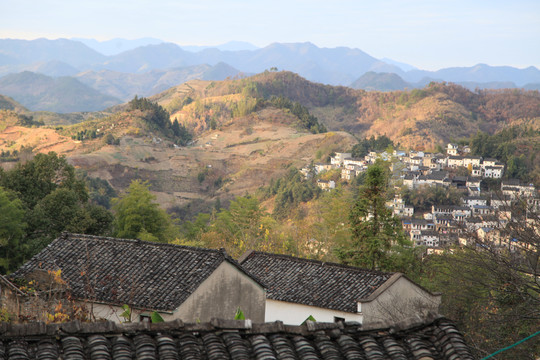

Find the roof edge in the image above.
[
  {"left": 56, "top": 232, "right": 229, "bottom": 256},
  {"left": 237, "top": 249, "right": 255, "bottom": 264},
  {"left": 239, "top": 250, "right": 394, "bottom": 277},
  {"left": 358, "top": 273, "right": 442, "bottom": 303},
  {"left": 222, "top": 255, "right": 267, "bottom": 290},
  {"left": 0, "top": 274, "right": 26, "bottom": 296},
  {"left": 0, "top": 315, "right": 454, "bottom": 338}
]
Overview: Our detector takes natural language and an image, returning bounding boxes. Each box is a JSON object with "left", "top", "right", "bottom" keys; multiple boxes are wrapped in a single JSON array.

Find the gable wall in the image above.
[
  {"left": 172, "top": 261, "right": 265, "bottom": 322},
  {"left": 72, "top": 262, "right": 265, "bottom": 324},
  {"left": 361, "top": 276, "right": 441, "bottom": 327}
]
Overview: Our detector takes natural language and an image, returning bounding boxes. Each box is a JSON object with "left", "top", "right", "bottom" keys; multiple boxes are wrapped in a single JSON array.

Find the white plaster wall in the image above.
[
  {"left": 84, "top": 302, "right": 173, "bottom": 323},
  {"left": 265, "top": 299, "right": 363, "bottom": 325},
  {"left": 86, "top": 303, "right": 127, "bottom": 323}
]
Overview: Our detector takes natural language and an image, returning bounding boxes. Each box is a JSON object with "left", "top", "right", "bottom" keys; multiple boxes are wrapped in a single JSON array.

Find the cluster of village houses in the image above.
[
  {"left": 305, "top": 143, "right": 539, "bottom": 254},
  {"left": 0, "top": 144, "right": 536, "bottom": 331}
]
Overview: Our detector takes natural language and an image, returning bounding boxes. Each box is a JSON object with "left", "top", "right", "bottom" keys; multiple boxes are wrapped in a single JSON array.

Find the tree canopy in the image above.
[
  {"left": 336, "top": 162, "right": 408, "bottom": 270},
  {"left": 349, "top": 135, "right": 394, "bottom": 159},
  {"left": 112, "top": 180, "right": 177, "bottom": 243},
  {"left": 0, "top": 152, "right": 113, "bottom": 270},
  {"left": 0, "top": 187, "right": 26, "bottom": 272}
]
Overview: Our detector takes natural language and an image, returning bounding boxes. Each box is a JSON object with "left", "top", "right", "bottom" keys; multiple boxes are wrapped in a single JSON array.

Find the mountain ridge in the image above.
[{"left": 2, "top": 38, "right": 538, "bottom": 88}]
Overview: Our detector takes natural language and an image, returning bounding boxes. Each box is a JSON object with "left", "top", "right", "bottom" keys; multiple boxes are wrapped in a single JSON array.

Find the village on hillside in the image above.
[{"left": 306, "top": 142, "right": 539, "bottom": 255}]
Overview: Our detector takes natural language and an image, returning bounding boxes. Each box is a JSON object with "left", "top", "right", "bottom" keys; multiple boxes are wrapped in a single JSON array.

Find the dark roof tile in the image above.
[
  {"left": 0, "top": 318, "right": 474, "bottom": 360},
  {"left": 12, "top": 233, "right": 260, "bottom": 312}
]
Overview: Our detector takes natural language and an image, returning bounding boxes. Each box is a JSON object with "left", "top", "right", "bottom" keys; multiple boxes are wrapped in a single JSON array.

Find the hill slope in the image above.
[
  {"left": 350, "top": 72, "right": 411, "bottom": 91},
  {"left": 0, "top": 82, "right": 356, "bottom": 215},
  {"left": 0, "top": 71, "right": 121, "bottom": 112},
  {"left": 214, "top": 72, "right": 540, "bottom": 150},
  {"left": 2, "top": 71, "right": 539, "bottom": 214}
]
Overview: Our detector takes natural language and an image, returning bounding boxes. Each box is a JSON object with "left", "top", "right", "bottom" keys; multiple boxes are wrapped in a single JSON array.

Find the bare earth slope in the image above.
[
  {"left": 2, "top": 72, "right": 539, "bottom": 211},
  {"left": 0, "top": 101, "right": 356, "bottom": 212}
]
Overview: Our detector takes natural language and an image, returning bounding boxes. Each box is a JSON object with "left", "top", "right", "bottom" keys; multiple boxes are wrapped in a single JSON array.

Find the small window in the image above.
[
  {"left": 334, "top": 316, "right": 345, "bottom": 323},
  {"left": 140, "top": 313, "right": 151, "bottom": 323}
]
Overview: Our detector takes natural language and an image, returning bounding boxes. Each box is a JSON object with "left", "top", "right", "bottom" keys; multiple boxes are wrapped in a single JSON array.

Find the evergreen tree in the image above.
[{"left": 336, "top": 162, "right": 407, "bottom": 270}]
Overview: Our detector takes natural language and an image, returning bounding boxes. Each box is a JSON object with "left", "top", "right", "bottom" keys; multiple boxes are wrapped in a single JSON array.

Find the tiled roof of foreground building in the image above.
[
  {"left": 0, "top": 316, "right": 474, "bottom": 359},
  {"left": 11, "top": 233, "right": 262, "bottom": 312},
  {"left": 239, "top": 251, "right": 395, "bottom": 313}
]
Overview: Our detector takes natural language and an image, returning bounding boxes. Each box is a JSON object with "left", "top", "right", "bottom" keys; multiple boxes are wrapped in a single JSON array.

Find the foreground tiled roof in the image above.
[
  {"left": 239, "top": 251, "right": 393, "bottom": 313},
  {"left": 0, "top": 317, "right": 474, "bottom": 359},
  {"left": 12, "top": 233, "right": 257, "bottom": 312}
]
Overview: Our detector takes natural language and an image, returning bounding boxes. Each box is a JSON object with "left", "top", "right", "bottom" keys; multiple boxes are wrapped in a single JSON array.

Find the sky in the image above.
[{"left": 1, "top": 0, "right": 539, "bottom": 70}]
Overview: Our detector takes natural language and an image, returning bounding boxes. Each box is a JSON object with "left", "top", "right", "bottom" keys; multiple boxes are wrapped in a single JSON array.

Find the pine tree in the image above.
[{"left": 336, "top": 162, "right": 406, "bottom": 270}]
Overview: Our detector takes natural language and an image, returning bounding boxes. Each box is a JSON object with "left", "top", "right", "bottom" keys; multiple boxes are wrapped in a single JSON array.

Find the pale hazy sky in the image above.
[{"left": 1, "top": 0, "right": 538, "bottom": 70}]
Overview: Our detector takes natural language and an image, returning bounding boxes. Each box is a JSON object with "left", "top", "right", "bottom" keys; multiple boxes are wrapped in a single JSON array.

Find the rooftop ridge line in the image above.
[
  {"left": 59, "top": 232, "right": 228, "bottom": 255},
  {"left": 240, "top": 249, "right": 395, "bottom": 276},
  {"left": 0, "top": 316, "right": 452, "bottom": 338}
]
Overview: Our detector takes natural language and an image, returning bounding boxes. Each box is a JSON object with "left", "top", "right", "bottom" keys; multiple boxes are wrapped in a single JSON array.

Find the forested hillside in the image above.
[{"left": 0, "top": 70, "right": 539, "bottom": 358}]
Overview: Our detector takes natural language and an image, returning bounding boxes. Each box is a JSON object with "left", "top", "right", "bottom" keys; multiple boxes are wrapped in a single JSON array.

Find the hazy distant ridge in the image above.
[
  {"left": 2, "top": 38, "right": 539, "bottom": 86},
  {"left": 0, "top": 71, "right": 121, "bottom": 113},
  {"left": 1, "top": 38, "right": 540, "bottom": 112}
]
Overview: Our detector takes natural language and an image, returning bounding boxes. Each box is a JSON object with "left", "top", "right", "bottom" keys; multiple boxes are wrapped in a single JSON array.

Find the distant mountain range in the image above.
[
  {"left": 351, "top": 71, "right": 540, "bottom": 92},
  {"left": 73, "top": 38, "right": 259, "bottom": 55},
  {"left": 71, "top": 37, "right": 164, "bottom": 56},
  {"left": 1, "top": 38, "right": 539, "bottom": 112},
  {"left": 75, "top": 63, "right": 242, "bottom": 100}
]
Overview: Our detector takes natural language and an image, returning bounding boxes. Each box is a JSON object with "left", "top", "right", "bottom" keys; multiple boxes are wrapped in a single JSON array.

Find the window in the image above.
[{"left": 334, "top": 316, "right": 345, "bottom": 323}]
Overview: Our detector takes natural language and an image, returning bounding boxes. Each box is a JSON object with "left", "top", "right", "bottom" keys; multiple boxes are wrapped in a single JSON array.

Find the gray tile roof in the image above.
[
  {"left": 0, "top": 317, "right": 474, "bottom": 360},
  {"left": 12, "top": 233, "right": 260, "bottom": 312},
  {"left": 239, "top": 251, "right": 393, "bottom": 313}
]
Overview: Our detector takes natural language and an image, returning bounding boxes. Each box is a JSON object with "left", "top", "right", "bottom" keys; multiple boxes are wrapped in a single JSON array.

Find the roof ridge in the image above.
[
  {"left": 60, "top": 232, "right": 226, "bottom": 255},
  {"left": 0, "top": 316, "right": 453, "bottom": 337},
  {"left": 242, "top": 250, "right": 394, "bottom": 276}
]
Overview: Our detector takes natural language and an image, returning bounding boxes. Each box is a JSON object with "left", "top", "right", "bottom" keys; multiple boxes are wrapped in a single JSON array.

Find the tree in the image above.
[
  {"left": 506, "top": 154, "right": 528, "bottom": 180},
  {"left": 0, "top": 152, "right": 113, "bottom": 265},
  {"left": 0, "top": 152, "right": 87, "bottom": 209},
  {"left": 309, "top": 187, "right": 353, "bottom": 259},
  {"left": 350, "top": 135, "right": 394, "bottom": 158},
  {"left": 336, "top": 162, "right": 407, "bottom": 270},
  {"left": 112, "top": 180, "right": 176, "bottom": 243},
  {"left": 0, "top": 187, "right": 26, "bottom": 272},
  {"left": 171, "top": 118, "right": 193, "bottom": 146},
  {"left": 420, "top": 199, "right": 540, "bottom": 359},
  {"left": 200, "top": 195, "right": 283, "bottom": 257}
]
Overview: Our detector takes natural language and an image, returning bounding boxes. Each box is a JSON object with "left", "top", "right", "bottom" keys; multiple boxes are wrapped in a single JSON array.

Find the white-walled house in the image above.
[
  {"left": 317, "top": 179, "right": 336, "bottom": 190},
  {"left": 239, "top": 251, "right": 441, "bottom": 327},
  {"left": 12, "top": 233, "right": 266, "bottom": 323},
  {"left": 331, "top": 152, "right": 352, "bottom": 167},
  {"left": 447, "top": 156, "right": 464, "bottom": 169},
  {"left": 447, "top": 143, "right": 458, "bottom": 156},
  {"left": 463, "top": 156, "right": 482, "bottom": 168},
  {"left": 314, "top": 163, "right": 333, "bottom": 174},
  {"left": 484, "top": 166, "right": 504, "bottom": 179}
]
